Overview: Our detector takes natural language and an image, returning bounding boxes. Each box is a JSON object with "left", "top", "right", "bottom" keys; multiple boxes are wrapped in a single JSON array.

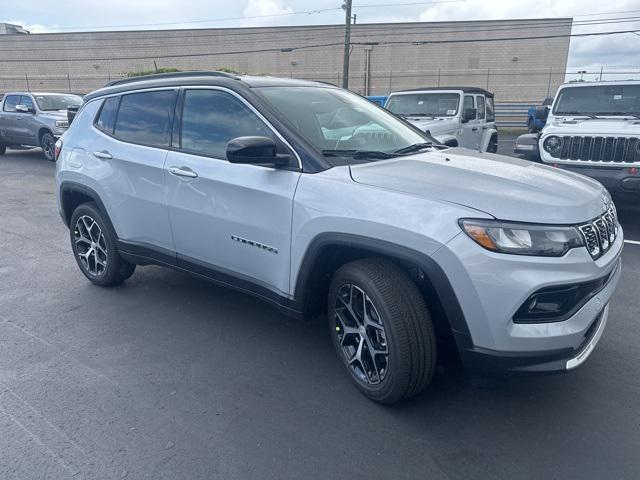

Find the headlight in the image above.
[
  {"left": 542, "top": 135, "right": 562, "bottom": 156},
  {"left": 459, "top": 219, "right": 584, "bottom": 256},
  {"left": 55, "top": 120, "right": 69, "bottom": 128}
]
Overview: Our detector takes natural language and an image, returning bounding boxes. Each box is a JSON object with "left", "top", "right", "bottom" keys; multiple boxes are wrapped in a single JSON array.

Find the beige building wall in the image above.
[{"left": 0, "top": 19, "right": 571, "bottom": 102}]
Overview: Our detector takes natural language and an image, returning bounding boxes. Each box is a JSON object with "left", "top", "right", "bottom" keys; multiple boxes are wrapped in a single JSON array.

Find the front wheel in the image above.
[
  {"left": 328, "top": 258, "right": 436, "bottom": 404},
  {"left": 70, "top": 203, "right": 135, "bottom": 286},
  {"left": 40, "top": 132, "right": 56, "bottom": 161}
]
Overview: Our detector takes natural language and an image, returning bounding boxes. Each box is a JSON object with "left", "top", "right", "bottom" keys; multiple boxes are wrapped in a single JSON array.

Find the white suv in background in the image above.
[{"left": 384, "top": 87, "right": 498, "bottom": 152}]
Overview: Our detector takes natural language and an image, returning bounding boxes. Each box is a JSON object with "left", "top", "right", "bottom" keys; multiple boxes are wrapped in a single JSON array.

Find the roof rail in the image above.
[{"left": 105, "top": 71, "right": 240, "bottom": 87}]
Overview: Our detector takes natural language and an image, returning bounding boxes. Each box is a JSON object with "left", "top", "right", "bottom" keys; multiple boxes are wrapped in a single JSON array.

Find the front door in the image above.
[
  {"left": 0, "top": 95, "right": 22, "bottom": 144},
  {"left": 460, "top": 95, "right": 480, "bottom": 149},
  {"left": 165, "top": 88, "right": 301, "bottom": 296}
]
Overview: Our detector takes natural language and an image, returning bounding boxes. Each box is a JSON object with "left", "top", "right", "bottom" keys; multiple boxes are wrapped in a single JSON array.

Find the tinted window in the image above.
[
  {"left": 486, "top": 97, "right": 495, "bottom": 122},
  {"left": 3, "top": 95, "right": 19, "bottom": 112},
  {"left": 20, "top": 95, "right": 34, "bottom": 111},
  {"left": 181, "top": 89, "right": 274, "bottom": 158},
  {"left": 476, "top": 96, "right": 485, "bottom": 119},
  {"left": 114, "top": 90, "right": 176, "bottom": 147},
  {"left": 463, "top": 95, "right": 475, "bottom": 110},
  {"left": 34, "top": 94, "right": 82, "bottom": 111},
  {"left": 96, "top": 96, "right": 120, "bottom": 134}
]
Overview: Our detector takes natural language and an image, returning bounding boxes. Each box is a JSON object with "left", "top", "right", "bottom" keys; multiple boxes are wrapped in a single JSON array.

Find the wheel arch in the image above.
[
  {"left": 293, "top": 233, "right": 472, "bottom": 347},
  {"left": 38, "top": 127, "right": 54, "bottom": 143},
  {"left": 59, "top": 181, "right": 116, "bottom": 235}
]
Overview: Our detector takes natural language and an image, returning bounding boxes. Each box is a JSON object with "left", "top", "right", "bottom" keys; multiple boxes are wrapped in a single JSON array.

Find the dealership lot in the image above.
[{"left": 1, "top": 146, "right": 639, "bottom": 479}]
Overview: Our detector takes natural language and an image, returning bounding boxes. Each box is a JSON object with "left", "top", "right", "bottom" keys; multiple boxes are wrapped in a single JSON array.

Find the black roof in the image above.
[
  {"left": 392, "top": 86, "right": 494, "bottom": 97},
  {"left": 84, "top": 71, "right": 333, "bottom": 102}
]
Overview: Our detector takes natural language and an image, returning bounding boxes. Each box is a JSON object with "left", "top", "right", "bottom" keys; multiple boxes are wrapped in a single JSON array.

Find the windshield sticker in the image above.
[
  {"left": 447, "top": 109, "right": 456, "bottom": 115},
  {"left": 613, "top": 95, "right": 622, "bottom": 100}
]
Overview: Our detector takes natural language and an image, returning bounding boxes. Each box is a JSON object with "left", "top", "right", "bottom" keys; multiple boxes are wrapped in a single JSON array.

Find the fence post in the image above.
[
  {"left": 599, "top": 65, "right": 604, "bottom": 81},
  {"left": 388, "top": 69, "right": 392, "bottom": 94},
  {"left": 437, "top": 68, "right": 441, "bottom": 87},
  {"left": 546, "top": 67, "right": 552, "bottom": 96},
  {"left": 25, "top": 73, "right": 30, "bottom": 91},
  {"left": 67, "top": 73, "right": 72, "bottom": 92},
  {"left": 486, "top": 68, "right": 490, "bottom": 90}
]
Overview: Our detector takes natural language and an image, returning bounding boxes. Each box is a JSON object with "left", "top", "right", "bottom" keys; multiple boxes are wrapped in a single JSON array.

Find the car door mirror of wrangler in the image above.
[
  {"left": 462, "top": 108, "right": 477, "bottom": 123},
  {"left": 226, "top": 136, "right": 292, "bottom": 168}
]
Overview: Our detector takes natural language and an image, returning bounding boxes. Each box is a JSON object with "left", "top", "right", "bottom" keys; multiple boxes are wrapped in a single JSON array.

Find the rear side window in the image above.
[
  {"left": 114, "top": 90, "right": 176, "bottom": 147},
  {"left": 486, "top": 97, "right": 495, "bottom": 122},
  {"left": 95, "top": 96, "right": 120, "bottom": 134},
  {"left": 476, "top": 96, "right": 485, "bottom": 119},
  {"left": 180, "top": 89, "right": 274, "bottom": 158},
  {"left": 3, "top": 95, "right": 19, "bottom": 112}
]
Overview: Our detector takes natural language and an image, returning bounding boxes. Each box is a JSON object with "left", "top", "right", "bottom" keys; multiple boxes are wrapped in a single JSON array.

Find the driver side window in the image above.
[
  {"left": 3, "top": 95, "right": 19, "bottom": 112},
  {"left": 20, "top": 95, "right": 34, "bottom": 111}
]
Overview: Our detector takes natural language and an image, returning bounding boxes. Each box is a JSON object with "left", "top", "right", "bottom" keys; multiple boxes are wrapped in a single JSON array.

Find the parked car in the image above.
[
  {"left": 384, "top": 87, "right": 498, "bottom": 152},
  {"left": 365, "top": 95, "right": 388, "bottom": 107},
  {"left": 527, "top": 96, "right": 554, "bottom": 133},
  {"left": 0, "top": 92, "right": 83, "bottom": 160},
  {"left": 515, "top": 80, "right": 640, "bottom": 202},
  {"left": 56, "top": 72, "right": 622, "bottom": 404}
]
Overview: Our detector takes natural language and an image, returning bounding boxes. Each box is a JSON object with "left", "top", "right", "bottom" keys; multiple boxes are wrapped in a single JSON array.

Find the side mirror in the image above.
[
  {"left": 535, "top": 105, "right": 549, "bottom": 120},
  {"left": 226, "top": 136, "right": 291, "bottom": 167},
  {"left": 15, "top": 104, "right": 33, "bottom": 113},
  {"left": 462, "top": 108, "right": 477, "bottom": 123}
]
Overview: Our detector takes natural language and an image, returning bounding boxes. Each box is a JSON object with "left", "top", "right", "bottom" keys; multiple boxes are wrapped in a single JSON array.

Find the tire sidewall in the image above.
[
  {"left": 328, "top": 263, "right": 412, "bottom": 402},
  {"left": 41, "top": 132, "right": 56, "bottom": 161},
  {"left": 69, "top": 203, "right": 121, "bottom": 286}
]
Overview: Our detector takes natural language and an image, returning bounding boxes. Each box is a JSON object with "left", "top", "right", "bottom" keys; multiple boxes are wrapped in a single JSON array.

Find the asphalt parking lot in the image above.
[{"left": 1, "top": 143, "right": 639, "bottom": 479}]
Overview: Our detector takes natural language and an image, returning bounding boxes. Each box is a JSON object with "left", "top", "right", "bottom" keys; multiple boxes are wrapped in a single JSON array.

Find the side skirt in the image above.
[{"left": 117, "top": 240, "right": 304, "bottom": 320}]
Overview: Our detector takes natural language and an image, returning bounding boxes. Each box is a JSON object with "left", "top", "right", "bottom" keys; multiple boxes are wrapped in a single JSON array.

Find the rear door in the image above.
[
  {"left": 90, "top": 89, "right": 178, "bottom": 253},
  {"left": 165, "top": 87, "right": 301, "bottom": 296},
  {"left": 0, "top": 95, "right": 22, "bottom": 144}
]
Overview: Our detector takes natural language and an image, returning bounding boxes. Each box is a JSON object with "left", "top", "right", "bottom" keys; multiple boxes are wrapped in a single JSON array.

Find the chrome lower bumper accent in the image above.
[{"left": 566, "top": 304, "right": 609, "bottom": 370}]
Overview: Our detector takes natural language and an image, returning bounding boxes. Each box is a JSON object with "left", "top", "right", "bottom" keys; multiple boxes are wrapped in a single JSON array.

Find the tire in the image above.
[
  {"left": 0, "top": 144, "right": 5, "bottom": 155},
  {"left": 69, "top": 202, "right": 136, "bottom": 287},
  {"left": 40, "top": 131, "right": 56, "bottom": 161},
  {"left": 328, "top": 258, "right": 437, "bottom": 404},
  {"left": 486, "top": 135, "right": 498, "bottom": 153}
]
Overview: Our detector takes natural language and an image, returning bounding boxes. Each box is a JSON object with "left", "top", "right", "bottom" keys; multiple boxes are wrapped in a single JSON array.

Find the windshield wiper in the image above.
[
  {"left": 600, "top": 112, "right": 640, "bottom": 119},
  {"left": 321, "top": 149, "right": 396, "bottom": 160},
  {"left": 393, "top": 142, "right": 434, "bottom": 154},
  {"left": 559, "top": 112, "right": 600, "bottom": 119}
]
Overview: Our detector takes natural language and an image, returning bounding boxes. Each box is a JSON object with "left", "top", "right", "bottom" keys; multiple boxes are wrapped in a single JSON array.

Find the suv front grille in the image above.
[
  {"left": 556, "top": 136, "right": 640, "bottom": 164},
  {"left": 578, "top": 207, "right": 619, "bottom": 259}
]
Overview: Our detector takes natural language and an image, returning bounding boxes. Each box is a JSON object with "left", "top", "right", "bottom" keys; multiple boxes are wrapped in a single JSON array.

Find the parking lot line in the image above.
[{"left": 624, "top": 239, "right": 640, "bottom": 245}]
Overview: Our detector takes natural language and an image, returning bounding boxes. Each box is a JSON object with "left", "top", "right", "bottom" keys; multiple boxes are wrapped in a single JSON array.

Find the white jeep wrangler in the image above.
[
  {"left": 384, "top": 87, "right": 498, "bottom": 152},
  {"left": 515, "top": 80, "right": 640, "bottom": 202}
]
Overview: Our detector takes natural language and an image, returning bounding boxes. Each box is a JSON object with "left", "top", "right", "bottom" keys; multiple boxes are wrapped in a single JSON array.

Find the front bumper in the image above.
[
  {"left": 459, "top": 304, "right": 610, "bottom": 375},
  {"left": 433, "top": 228, "right": 623, "bottom": 376},
  {"left": 549, "top": 163, "right": 640, "bottom": 202}
]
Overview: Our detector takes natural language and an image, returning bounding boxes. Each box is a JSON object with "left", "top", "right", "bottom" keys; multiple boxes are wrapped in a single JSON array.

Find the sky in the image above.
[{"left": 3, "top": 0, "right": 640, "bottom": 80}]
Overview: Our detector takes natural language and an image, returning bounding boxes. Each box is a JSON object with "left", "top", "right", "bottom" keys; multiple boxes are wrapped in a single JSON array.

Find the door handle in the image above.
[
  {"left": 169, "top": 166, "right": 198, "bottom": 178},
  {"left": 93, "top": 150, "right": 112, "bottom": 160},
  {"left": 471, "top": 127, "right": 478, "bottom": 131}
]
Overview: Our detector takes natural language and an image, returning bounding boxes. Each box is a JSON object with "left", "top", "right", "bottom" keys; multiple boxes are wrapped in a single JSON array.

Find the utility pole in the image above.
[{"left": 342, "top": 0, "right": 353, "bottom": 89}]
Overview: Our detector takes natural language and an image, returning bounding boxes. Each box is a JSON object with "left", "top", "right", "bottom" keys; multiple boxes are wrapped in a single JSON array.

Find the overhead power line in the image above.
[
  {"left": 0, "top": 15, "right": 635, "bottom": 54},
  {"left": 0, "top": 27, "right": 637, "bottom": 63}
]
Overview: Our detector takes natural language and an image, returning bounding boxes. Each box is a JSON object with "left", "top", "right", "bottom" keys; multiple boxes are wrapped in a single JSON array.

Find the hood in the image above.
[
  {"left": 545, "top": 116, "right": 640, "bottom": 136},
  {"left": 403, "top": 116, "right": 458, "bottom": 136},
  {"left": 349, "top": 148, "right": 609, "bottom": 224},
  {"left": 40, "top": 110, "right": 68, "bottom": 120}
]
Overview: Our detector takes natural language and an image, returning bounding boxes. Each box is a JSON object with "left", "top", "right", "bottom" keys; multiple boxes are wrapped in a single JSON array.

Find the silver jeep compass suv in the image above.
[{"left": 55, "top": 72, "right": 623, "bottom": 404}]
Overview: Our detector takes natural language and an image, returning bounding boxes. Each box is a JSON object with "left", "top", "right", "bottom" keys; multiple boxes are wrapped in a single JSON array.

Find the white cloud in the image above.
[{"left": 241, "top": 0, "right": 294, "bottom": 26}]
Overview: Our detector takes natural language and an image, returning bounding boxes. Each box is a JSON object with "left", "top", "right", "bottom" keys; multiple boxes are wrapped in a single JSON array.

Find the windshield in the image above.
[
  {"left": 385, "top": 92, "right": 460, "bottom": 117},
  {"left": 34, "top": 94, "right": 83, "bottom": 111},
  {"left": 553, "top": 84, "right": 640, "bottom": 116},
  {"left": 256, "top": 86, "right": 430, "bottom": 165}
]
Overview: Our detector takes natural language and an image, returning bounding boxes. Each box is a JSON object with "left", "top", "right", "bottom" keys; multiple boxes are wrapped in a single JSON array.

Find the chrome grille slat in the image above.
[{"left": 577, "top": 207, "right": 619, "bottom": 260}]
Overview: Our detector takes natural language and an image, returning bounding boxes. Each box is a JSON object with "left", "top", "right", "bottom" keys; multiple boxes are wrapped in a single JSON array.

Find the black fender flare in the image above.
[
  {"left": 59, "top": 181, "right": 116, "bottom": 236},
  {"left": 293, "top": 232, "right": 472, "bottom": 347}
]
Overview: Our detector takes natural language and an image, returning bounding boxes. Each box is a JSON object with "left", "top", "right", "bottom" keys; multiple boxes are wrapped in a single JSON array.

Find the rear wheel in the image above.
[
  {"left": 70, "top": 203, "right": 135, "bottom": 286},
  {"left": 40, "top": 132, "right": 56, "bottom": 161},
  {"left": 328, "top": 258, "right": 436, "bottom": 404},
  {"left": 486, "top": 134, "right": 498, "bottom": 153},
  {"left": 0, "top": 144, "right": 5, "bottom": 155}
]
